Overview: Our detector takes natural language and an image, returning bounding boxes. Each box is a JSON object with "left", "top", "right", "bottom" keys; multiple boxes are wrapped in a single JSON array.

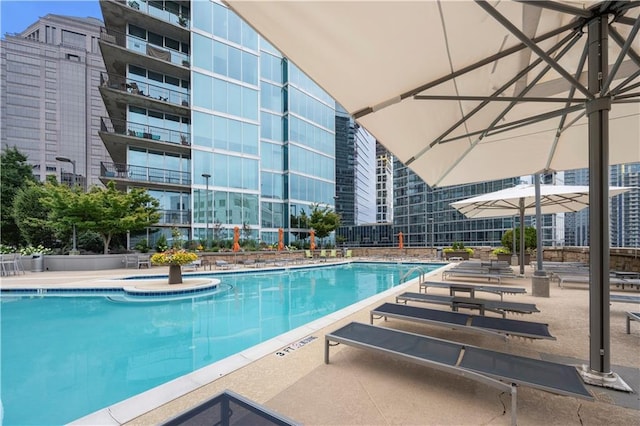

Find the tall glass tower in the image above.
[{"left": 98, "top": 0, "right": 335, "bottom": 247}]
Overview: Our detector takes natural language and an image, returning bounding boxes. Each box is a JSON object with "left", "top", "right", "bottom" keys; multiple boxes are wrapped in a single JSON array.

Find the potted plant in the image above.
[
  {"left": 178, "top": 14, "right": 187, "bottom": 27},
  {"left": 443, "top": 242, "right": 473, "bottom": 260},
  {"left": 151, "top": 248, "right": 198, "bottom": 284},
  {"left": 491, "top": 246, "right": 512, "bottom": 263},
  {"left": 501, "top": 226, "right": 536, "bottom": 265}
]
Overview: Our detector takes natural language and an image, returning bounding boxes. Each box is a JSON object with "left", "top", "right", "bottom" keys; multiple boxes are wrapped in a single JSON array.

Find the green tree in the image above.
[
  {"left": 501, "top": 226, "right": 537, "bottom": 253},
  {"left": 1, "top": 146, "right": 36, "bottom": 246},
  {"left": 43, "top": 181, "right": 161, "bottom": 254},
  {"left": 12, "top": 182, "right": 56, "bottom": 248},
  {"left": 309, "top": 203, "right": 341, "bottom": 247}
]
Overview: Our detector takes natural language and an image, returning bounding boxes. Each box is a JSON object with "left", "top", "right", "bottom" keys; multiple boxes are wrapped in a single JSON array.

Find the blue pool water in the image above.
[{"left": 1, "top": 262, "right": 442, "bottom": 425}]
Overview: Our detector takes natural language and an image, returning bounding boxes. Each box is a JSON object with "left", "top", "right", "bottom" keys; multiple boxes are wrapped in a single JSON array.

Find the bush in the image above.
[
  {"left": 155, "top": 234, "right": 168, "bottom": 252},
  {"left": 492, "top": 246, "right": 511, "bottom": 255},
  {"left": 134, "top": 238, "right": 150, "bottom": 253}
]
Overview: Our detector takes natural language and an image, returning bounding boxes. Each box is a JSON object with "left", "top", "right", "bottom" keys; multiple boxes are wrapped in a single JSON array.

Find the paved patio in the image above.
[{"left": 2, "top": 262, "right": 639, "bottom": 425}]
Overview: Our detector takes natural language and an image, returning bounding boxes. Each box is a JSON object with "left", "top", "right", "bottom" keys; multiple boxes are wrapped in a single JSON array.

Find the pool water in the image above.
[{"left": 1, "top": 262, "right": 442, "bottom": 425}]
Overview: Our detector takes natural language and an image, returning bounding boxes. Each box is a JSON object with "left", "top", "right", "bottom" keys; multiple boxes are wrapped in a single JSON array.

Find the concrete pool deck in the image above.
[{"left": 2, "top": 261, "right": 639, "bottom": 425}]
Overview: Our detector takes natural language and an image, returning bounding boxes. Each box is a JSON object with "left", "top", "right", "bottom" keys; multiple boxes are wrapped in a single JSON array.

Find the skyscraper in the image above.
[
  {"left": 335, "top": 104, "right": 376, "bottom": 226},
  {"left": 98, "top": 0, "right": 335, "bottom": 247},
  {"left": 1, "top": 14, "right": 110, "bottom": 188}
]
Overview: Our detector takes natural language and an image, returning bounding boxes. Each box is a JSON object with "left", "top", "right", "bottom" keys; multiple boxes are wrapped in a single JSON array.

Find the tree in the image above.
[
  {"left": 43, "top": 181, "right": 161, "bottom": 254},
  {"left": 1, "top": 146, "right": 36, "bottom": 246},
  {"left": 501, "top": 226, "right": 537, "bottom": 253},
  {"left": 12, "top": 182, "right": 56, "bottom": 248},
  {"left": 309, "top": 203, "right": 341, "bottom": 247}
]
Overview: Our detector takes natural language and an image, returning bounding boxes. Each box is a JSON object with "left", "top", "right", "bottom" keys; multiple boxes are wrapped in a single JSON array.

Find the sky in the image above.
[{"left": 1, "top": 0, "right": 101, "bottom": 36}]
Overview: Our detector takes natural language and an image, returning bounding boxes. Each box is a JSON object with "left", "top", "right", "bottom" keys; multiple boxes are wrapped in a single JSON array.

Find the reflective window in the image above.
[
  {"left": 193, "top": 33, "right": 213, "bottom": 72},
  {"left": 193, "top": 72, "right": 212, "bottom": 110}
]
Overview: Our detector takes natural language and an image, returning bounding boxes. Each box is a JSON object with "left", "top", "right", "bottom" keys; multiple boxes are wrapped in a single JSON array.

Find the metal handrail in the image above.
[
  {"left": 400, "top": 266, "right": 429, "bottom": 284},
  {"left": 99, "top": 27, "right": 189, "bottom": 67},
  {"left": 100, "top": 117, "right": 190, "bottom": 146},
  {"left": 100, "top": 161, "right": 191, "bottom": 186},
  {"left": 100, "top": 72, "right": 189, "bottom": 107}
]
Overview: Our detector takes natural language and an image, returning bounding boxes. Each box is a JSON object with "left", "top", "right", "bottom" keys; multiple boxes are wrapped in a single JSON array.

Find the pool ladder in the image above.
[{"left": 400, "top": 266, "right": 429, "bottom": 284}]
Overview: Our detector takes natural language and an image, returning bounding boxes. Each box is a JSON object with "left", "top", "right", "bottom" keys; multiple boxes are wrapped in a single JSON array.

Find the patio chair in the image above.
[
  {"left": 1, "top": 254, "right": 17, "bottom": 276},
  {"left": 345, "top": 249, "right": 352, "bottom": 259},
  {"left": 319, "top": 249, "right": 327, "bottom": 261},
  {"left": 123, "top": 254, "right": 138, "bottom": 268},
  {"left": 329, "top": 249, "right": 337, "bottom": 260},
  {"left": 137, "top": 254, "right": 151, "bottom": 268},
  {"left": 304, "top": 250, "right": 313, "bottom": 260}
]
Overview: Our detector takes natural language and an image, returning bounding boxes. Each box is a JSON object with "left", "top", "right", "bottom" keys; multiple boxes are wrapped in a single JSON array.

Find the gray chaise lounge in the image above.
[
  {"left": 370, "top": 302, "right": 555, "bottom": 340},
  {"left": 325, "top": 322, "right": 593, "bottom": 426}
]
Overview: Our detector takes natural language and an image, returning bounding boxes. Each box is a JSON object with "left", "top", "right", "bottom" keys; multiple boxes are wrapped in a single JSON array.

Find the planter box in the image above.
[
  {"left": 496, "top": 253, "right": 512, "bottom": 264},
  {"left": 444, "top": 251, "right": 470, "bottom": 260}
]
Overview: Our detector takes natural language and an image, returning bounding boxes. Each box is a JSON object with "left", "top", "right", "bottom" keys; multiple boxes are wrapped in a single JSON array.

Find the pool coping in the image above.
[{"left": 67, "top": 263, "right": 446, "bottom": 425}]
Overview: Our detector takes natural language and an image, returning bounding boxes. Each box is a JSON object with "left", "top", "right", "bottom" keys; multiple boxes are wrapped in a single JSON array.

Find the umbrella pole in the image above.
[
  {"left": 579, "top": 15, "right": 630, "bottom": 391},
  {"left": 519, "top": 200, "right": 525, "bottom": 275}
]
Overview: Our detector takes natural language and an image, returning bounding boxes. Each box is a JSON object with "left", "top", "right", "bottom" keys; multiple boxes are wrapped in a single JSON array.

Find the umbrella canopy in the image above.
[
  {"left": 310, "top": 230, "right": 316, "bottom": 251},
  {"left": 232, "top": 226, "right": 240, "bottom": 253},
  {"left": 278, "top": 228, "right": 284, "bottom": 251},
  {"left": 398, "top": 232, "right": 404, "bottom": 249},
  {"left": 451, "top": 184, "right": 632, "bottom": 218},
  {"left": 451, "top": 184, "right": 632, "bottom": 273},
  {"left": 225, "top": 0, "right": 640, "bottom": 388},
  {"left": 225, "top": 1, "right": 639, "bottom": 187}
]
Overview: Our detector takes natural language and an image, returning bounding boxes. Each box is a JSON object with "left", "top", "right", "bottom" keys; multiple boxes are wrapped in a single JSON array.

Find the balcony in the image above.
[
  {"left": 101, "top": 1, "right": 190, "bottom": 35},
  {"left": 99, "top": 117, "right": 190, "bottom": 163},
  {"left": 100, "top": 161, "right": 191, "bottom": 190},
  {"left": 99, "top": 72, "right": 189, "bottom": 119},
  {"left": 157, "top": 209, "right": 191, "bottom": 226},
  {"left": 99, "top": 27, "right": 189, "bottom": 80}
]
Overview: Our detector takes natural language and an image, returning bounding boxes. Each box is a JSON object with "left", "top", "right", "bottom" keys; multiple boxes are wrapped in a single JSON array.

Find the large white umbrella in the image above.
[
  {"left": 224, "top": 0, "right": 640, "bottom": 389},
  {"left": 451, "top": 184, "right": 631, "bottom": 218},
  {"left": 451, "top": 184, "right": 632, "bottom": 274}
]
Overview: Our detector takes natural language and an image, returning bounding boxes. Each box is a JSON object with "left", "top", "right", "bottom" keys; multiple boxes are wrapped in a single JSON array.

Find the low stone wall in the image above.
[{"left": 30, "top": 247, "right": 639, "bottom": 272}]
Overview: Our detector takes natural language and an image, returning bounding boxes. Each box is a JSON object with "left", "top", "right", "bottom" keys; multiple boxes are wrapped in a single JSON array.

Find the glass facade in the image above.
[{"left": 189, "top": 1, "right": 335, "bottom": 245}]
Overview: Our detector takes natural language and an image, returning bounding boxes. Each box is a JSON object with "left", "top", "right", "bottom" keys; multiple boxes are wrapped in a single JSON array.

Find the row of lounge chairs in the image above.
[
  {"left": 541, "top": 262, "right": 640, "bottom": 289},
  {"left": 324, "top": 276, "right": 597, "bottom": 425}
]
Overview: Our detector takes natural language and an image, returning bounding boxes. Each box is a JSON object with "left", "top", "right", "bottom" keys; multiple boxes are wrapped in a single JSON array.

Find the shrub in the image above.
[{"left": 492, "top": 246, "right": 511, "bottom": 255}]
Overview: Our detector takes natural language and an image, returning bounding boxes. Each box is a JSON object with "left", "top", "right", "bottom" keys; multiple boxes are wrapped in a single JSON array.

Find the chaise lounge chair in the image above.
[
  {"left": 161, "top": 389, "right": 299, "bottom": 426},
  {"left": 396, "top": 291, "right": 539, "bottom": 318},
  {"left": 371, "top": 302, "right": 555, "bottom": 341},
  {"left": 325, "top": 322, "right": 592, "bottom": 426},
  {"left": 419, "top": 281, "right": 527, "bottom": 301}
]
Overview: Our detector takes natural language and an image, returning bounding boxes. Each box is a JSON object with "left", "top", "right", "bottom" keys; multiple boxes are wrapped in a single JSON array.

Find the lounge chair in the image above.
[
  {"left": 319, "top": 249, "right": 327, "bottom": 261},
  {"left": 304, "top": 250, "right": 314, "bottom": 261},
  {"left": 345, "top": 249, "right": 352, "bottom": 259},
  {"left": 395, "top": 291, "right": 539, "bottom": 318},
  {"left": 161, "top": 389, "right": 299, "bottom": 426},
  {"left": 610, "top": 294, "right": 640, "bottom": 304},
  {"left": 324, "top": 322, "right": 592, "bottom": 426},
  {"left": 215, "top": 260, "right": 232, "bottom": 270},
  {"left": 329, "top": 249, "right": 337, "bottom": 260},
  {"left": 419, "top": 281, "right": 527, "bottom": 301},
  {"left": 182, "top": 259, "right": 201, "bottom": 271},
  {"left": 371, "top": 303, "right": 555, "bottom": 341}
]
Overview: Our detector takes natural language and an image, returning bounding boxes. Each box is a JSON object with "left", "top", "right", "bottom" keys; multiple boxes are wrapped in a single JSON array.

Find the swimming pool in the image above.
[{"left": 1, "top": 262, "right": 443, "bottom": 425}]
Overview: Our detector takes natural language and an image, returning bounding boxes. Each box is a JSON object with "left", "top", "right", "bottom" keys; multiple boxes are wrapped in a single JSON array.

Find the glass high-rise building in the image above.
[
  {"left": 98, "top": 0, "right": 335, "bottom": 247},
  {"left": 1, "top": 14, "right": 110, "bottom": 188},
  {"left": 335, "top": 104, "right": 376, "bottom": 226},
  {"left": 564, "top": 164, "right": 640, "bottom": 247}
]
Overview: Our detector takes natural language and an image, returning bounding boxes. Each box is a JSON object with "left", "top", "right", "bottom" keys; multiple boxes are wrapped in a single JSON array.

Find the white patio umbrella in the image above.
[
  {"left": 224, "top": 0, "right": 640, "bottom": 389},
  {"left": 450, "top": 184, "right": 632, "bottom": 274}
]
